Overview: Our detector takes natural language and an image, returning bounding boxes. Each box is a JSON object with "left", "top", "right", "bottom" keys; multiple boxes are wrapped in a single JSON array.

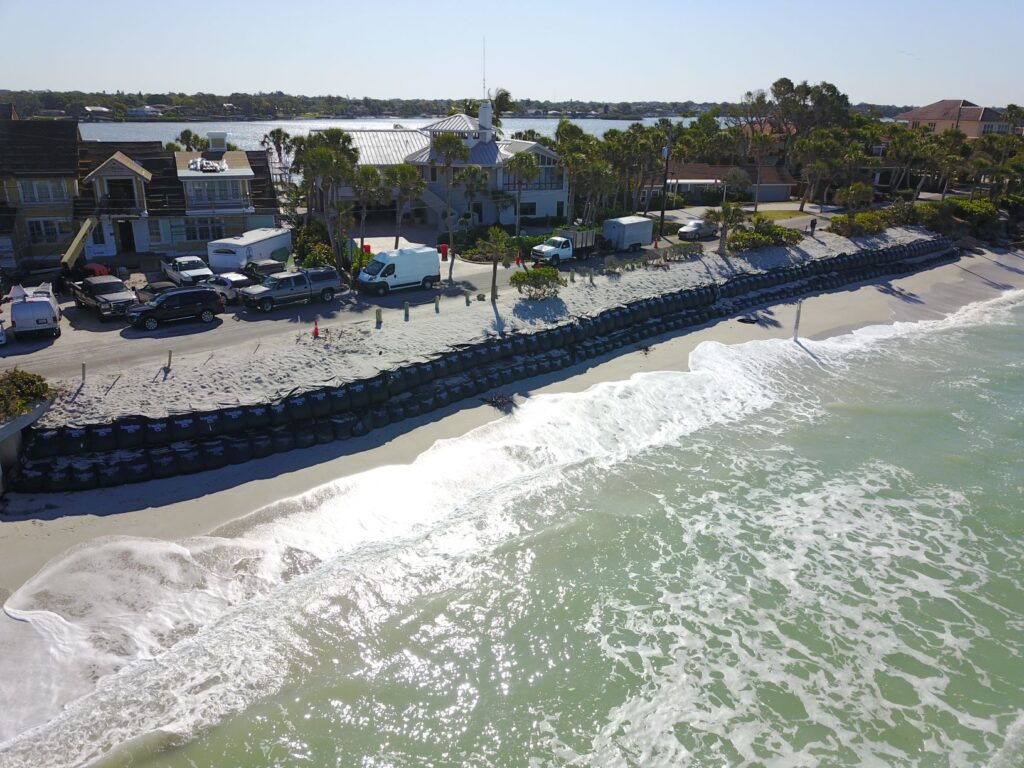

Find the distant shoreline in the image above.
[{"left": 39, "top": 114, "right": 689, "bottom": 124}]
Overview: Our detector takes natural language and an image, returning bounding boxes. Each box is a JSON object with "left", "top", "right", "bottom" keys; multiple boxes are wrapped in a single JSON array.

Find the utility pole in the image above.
[{"left": 658, "top": 125, "right": 672, "bottom": 244}]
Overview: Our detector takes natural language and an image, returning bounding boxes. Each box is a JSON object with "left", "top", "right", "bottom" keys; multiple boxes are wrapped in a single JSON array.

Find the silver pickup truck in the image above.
[{"left": 239, "top": 267, "right": 343, "bottom": 312}]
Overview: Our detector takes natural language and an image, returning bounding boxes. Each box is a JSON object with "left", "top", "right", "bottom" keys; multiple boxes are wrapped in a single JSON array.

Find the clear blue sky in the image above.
[{"left": 1, "top": 0, "right": 1021, "bottom": 106}]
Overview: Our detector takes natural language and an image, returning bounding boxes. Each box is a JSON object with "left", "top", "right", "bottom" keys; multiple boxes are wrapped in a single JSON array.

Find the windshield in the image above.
[
  {"left": 261, "top": 276, "right": 279, "bottom": 289},
  {"left": 544, "top": 238, "right": 566, "bottom": 248},
  {"left": 93, "top": 282, "right": 127, "bottom": 295},
  {"left": 177, "top": 259, "right": 206, "bottom": 271},
  {"left": 362, "top": 260, "right": 384, "bottom": 276}
]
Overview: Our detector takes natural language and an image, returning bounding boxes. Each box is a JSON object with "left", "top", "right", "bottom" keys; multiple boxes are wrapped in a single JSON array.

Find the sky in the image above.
[{"left": 1, "top": 0, "right": 1021, "bottom": 106}]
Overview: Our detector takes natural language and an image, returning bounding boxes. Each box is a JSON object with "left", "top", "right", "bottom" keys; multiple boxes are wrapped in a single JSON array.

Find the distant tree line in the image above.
[{"left": 0, "top": 88, "right": 916, "bottom": 121}]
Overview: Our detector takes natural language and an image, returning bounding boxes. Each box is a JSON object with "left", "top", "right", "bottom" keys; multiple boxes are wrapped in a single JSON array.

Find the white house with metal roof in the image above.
[{"left": 339, "top": 101, "right": 567, "bottom": 229}]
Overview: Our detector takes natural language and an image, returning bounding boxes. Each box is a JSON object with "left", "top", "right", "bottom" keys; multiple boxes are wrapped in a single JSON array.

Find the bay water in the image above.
[{"left": 1, "top": 291, "right": 1022, "bottom": 767}]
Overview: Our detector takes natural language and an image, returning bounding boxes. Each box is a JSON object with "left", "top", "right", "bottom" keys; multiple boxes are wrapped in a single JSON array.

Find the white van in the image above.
[
  {"left": 355, "top": 247, "right": 441, "bottom": 296},
  {"left": 207, "top": 228, "right": 292, "bottom": 273},
  {"left": 7, "top": 283, "right": 62, "bottom": 340}
]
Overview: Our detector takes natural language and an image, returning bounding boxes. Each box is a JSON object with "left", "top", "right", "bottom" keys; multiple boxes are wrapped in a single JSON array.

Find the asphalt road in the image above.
[{"left": 0, "top": 257, "right": 549, "bottom": 380}]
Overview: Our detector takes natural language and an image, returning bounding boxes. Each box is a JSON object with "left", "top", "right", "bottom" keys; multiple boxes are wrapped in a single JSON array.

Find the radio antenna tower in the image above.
[{"left": 482, "top": 37, "right": 487, "bottom": 99}]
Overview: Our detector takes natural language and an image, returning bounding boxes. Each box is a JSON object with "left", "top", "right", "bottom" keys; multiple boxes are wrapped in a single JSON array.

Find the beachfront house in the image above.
[
  {"left": 895, "top": 100, "right": 1008, "bottom": 138},
  {"left": 0, "top": 106, "right": 280, "bottom": 272},
  {"left": 0, "top": 116, "right": 81, "bottom": 273},
  {"left": 644, "top": 161, "right": 798, "bottom": 205},
  {"left": 340, "top": 101, "right": 567, "bottom": 228}
]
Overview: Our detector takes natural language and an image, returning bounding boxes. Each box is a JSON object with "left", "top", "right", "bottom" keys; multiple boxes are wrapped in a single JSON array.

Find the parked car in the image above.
[
  {"left": 0, "top": 318, "right": 7, "bottom": 346},
  {"left": 69, "top": 275, "right": 138, "bottom": 319},
  {"left": 355, "top": 248, "right": 440, "bottom": 296},
  {"left": 135, "top": 281, "right": 178, "bottom": 303},
  {"left": 677, "top": 219, "right": 718, "bottom": 240},
  {"left": 126, "top": 287, "right": 225, "bottom": 331},
  {"left": 242, "top": 259, "right": 289, "bottom": 281},
  {"left": 161, "top": 256, "right": 214, "bottom": 286},
  {"left": 200, "top": 272, "right": 252, "bottom": 303},
  {"left": 239, "top": 267, "right": 343, "bottom": 311},
  {"left": 7, "top": 283, "right": 62, "bottom": 339}
]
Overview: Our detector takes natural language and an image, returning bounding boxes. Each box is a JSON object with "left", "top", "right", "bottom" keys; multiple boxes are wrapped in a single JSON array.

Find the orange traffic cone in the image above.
[
  {"left": 313, "top": 319, "right": 320, "bottom": 339},
  {"left": 654, "top": 237, "right": 659, "bottom": 249}
]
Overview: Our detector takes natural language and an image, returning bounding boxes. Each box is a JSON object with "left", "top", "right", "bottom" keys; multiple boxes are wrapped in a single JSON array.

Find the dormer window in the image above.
[{"left": 473, "top": 132, "right": 479, "bottom": 139}]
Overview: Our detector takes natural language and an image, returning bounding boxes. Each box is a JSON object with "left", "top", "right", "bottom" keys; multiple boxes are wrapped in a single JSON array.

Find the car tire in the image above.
[
  {"left": 200, "top": 310, "right": 215, "bottom": 323},
  {"left": 259, "top": 298, "right": 273, "bottom": 313},
  {"left": 550, "top": 255, "right": 560, "bottom": 267},
  {"left": 53, "top": 327, "right": 61, "bottom": 338},
  {"left": 376, "top": 284, "right": 388, "bottom": 297},
  {"left": 421, "top": 277, "right": 434, "bottom": 290},
  {"left": 320, "top": 288, "right": 335, "bottom": 303},
  {"left": 74, "top": 298, "right": 83, "bottom": 308},
  {"left": 144, "top": 317, "right": 159, "bottom": 331}
]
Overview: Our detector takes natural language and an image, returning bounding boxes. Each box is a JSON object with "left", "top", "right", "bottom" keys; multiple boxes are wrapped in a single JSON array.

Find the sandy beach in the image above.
[{"left": 1, "top": 245, "right": 1022, "bottom": 598}]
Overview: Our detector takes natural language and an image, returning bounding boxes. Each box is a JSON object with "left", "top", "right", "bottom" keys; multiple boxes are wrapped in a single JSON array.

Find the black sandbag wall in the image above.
[{"left": 10, "top": 237, "right": 955, "bottom": 494}]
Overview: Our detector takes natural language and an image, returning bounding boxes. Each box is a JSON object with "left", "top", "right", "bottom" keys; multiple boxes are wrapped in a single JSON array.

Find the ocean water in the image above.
[{"left": 1, "top": 291, "right": 1023, "bottom": 767}]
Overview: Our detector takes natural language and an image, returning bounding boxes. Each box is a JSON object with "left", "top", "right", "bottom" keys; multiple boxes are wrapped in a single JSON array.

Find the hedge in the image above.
[{"left": 0, "top": 369, "right": 53, "bottom": 424}]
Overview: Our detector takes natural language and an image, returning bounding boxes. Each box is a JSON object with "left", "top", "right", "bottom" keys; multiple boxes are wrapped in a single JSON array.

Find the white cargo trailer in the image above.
[
  {"left": 207, "top": 228, "right": 292, "bottom": 273},
  {"left": 602, "top": 216, "right": 653, "bottom": 252}
]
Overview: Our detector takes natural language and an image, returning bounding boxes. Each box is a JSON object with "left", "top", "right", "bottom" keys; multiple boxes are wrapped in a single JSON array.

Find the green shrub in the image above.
[
  {"left": 293, "top": 221, "right": 329, "bottom": 262},
  {"left": 853, "top": 210, "right": 889, "bottom": 235},
  {"left": 999, "top": 193, "right": 1024, "bottom": 219},
  {"left": 883, "top": 201, "right": 920, "bottom": 226},
  {"left": 510, "top": 266, "right": 567, "bottom": 300},
  {"left": 729, "top": 219, "right": 803, "bottom": 251},
  {"left": 0, "top": 369, "right": 53, "bottom": 423},
  {"left": 727, "top": 230, "right": 775, "bottom": 251},
  {"left": 299, "top": 241, "right": 335, "bottom": 268}
]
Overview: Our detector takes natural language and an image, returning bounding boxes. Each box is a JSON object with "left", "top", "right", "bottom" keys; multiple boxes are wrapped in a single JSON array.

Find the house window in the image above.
[
  {"left": 557, "top": 201, "right": 564, "bottom": 218},
  {"left": 911, "top": 121, "right": 920, "bottom": 129},
  {"left": 518, "top": 202, "right": 537, "bottom": 217},
  {"left": 927, "top": 122, "right": 936, "bottom": 131},
  {"left": 981, "top": 123, "right": 1007, "bottom": 135},
  {"left": 27, "top": 218, "right": 70, "bottom": 243},
  {"left": 184, "top": 217, "right": 224, "bottom": 241},
  {"left": 19, "top": 180, "right": 68, "bottom": 204},
  {"left": 148, "top": 219, "right": 163, "bottom": 243},
  {"left": 429, "top": 167, "right": 438, "bottom": 183}
]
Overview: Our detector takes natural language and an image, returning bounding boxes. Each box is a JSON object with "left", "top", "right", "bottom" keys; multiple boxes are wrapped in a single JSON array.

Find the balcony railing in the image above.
[
  {"left": 95, "top": 195, "right": 144, "bottom": 215},
  {"left": 185, "top": 193, "right": 253, "bottom": 211},
  {"left": 501, "top": 180, "right": 564, "bottom": 191}
]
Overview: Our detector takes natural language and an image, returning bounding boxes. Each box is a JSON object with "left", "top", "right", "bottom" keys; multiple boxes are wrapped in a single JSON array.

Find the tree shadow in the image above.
[
  {"left": 875, "top": 283, "right": 924, "bottom": 304},
  {"left": 511, "top": 297, "right": 568, "bottom": 322},
  {"left": 956, "top": 265, "right": 1014, "bottom": 291}
]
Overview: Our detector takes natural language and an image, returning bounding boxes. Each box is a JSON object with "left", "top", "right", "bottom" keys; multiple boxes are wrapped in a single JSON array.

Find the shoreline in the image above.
[{"left": 2, "top": 247, "right": 1023, "bottom": 597}]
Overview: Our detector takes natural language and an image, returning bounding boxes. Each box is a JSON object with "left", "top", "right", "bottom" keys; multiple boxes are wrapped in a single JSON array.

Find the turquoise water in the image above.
[{"left": 1, "top": 292, "right": 1022, "bottom": 767}]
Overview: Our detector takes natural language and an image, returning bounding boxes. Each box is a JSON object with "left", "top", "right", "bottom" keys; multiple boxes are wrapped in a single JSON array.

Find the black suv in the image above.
[{"left": 126, "top": 286, "right": 225, "bottom": 331}]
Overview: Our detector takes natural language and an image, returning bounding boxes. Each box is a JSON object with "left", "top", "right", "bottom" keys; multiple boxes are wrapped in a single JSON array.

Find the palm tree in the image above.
[
  {"left": 703, "top": 203, "right": 746, "bottom": 256},
  {"left": 351, "top": 165, "right": 384, "bottom": 254},
  {"left": 747, "top": 133, "right": 775, "bottom": 213},
  {"left": 383, "top": 163, "right": 426, "bottom": 249},
  {"left": 456, "top": 165, "right": 490, "bottom": 226},
  {"left": 430, "top": 132, "right": 469, "bottom": 282},
  {"left": 176, "top": 129, "right": 206, "bottom": 151},
  {"left": 332, "top": 202, "right": 357, "bottom": 271},
  {"left": 260, "top": 127, "right": 293, "bottom": 166},
  {"left": 504, "top": 153, "right": 539, "bottom": 247},
  {"left": 478, "top": 226, "right": 515, "bottom": 302},
  {"left": 490, "top": 88, "right": 515, "bottom": 135}
]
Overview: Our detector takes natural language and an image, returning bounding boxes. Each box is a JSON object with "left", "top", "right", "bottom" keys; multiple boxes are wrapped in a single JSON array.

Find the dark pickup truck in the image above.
[{"left": 69, "top": 275, "right": 138, "bottom": 319}]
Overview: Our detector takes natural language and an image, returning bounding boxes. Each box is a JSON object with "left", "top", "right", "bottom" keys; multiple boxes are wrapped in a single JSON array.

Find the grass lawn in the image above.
[{"left": 748, "top": 210, "right": 806, "bottom": 221}]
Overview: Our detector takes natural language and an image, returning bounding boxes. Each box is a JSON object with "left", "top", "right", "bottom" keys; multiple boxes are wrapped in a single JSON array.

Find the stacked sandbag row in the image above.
[{"left": 9, "top": 237, "right": 955, "bottom": 494}]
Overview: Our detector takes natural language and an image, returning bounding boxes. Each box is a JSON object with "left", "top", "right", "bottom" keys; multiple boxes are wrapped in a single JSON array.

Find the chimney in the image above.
[
  {"left": 207, "top": 131, "right": 228, "bottom": 154},
  {"left": 478, "top": 100, "right": 493, "bottom": 131}
]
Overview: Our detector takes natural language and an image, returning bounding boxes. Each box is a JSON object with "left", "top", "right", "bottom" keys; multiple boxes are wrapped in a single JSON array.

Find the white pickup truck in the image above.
[
  {"left": 161, "top": 256, "right": 214, "bottom": 286},
  {"left": 530, "top": 228, "right": 598, "bottom": 266}
]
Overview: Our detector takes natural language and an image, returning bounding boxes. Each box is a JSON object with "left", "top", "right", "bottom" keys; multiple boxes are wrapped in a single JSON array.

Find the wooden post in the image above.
[
  {"left": 434, "top": 295, "right": 440, "bottom": 313},
  {"left": 167, "top": 350, "right": 172, "bottom": 369},
  {"left": 465, "top": 290, "right": 471, "bottom": 306},
  {"left": 81, "top": 363, "right": 86, "bottom": 382},
  {"left": 403, "top": 302, "right": 410, "bottom": 321},
  {"left": 375, "top": 308, "right": 383, "bottom": 326},
  {"left": 589, "top": 269, "right": 594, "bottom": 285},
  {"left": 570, "top": 269, "right": 575, "bottom": 283}
]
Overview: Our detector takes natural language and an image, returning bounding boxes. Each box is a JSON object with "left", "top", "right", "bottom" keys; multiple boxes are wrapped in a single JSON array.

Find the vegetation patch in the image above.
[
  {"left": 0, "top": 370, "right": 53, "bottom": 424},
  {"left": 509, "top": 266, "right": 567, "bottom": 300},
  {"left": 727, "top": 215, "right": 803, "bottom": 251}
]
